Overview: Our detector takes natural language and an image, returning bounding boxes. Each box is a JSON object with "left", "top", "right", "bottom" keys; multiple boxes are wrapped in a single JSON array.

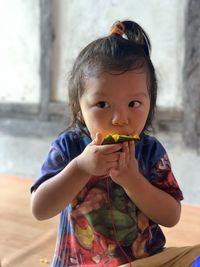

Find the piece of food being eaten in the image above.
[{"left": 102, "top": 134, "right": 140, "bottom": 145}]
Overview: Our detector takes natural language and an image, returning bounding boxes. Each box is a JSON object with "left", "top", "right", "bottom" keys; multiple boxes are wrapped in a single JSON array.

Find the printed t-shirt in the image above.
[{"left": 31, "top": 129, "right": 183, "bottom": 267}]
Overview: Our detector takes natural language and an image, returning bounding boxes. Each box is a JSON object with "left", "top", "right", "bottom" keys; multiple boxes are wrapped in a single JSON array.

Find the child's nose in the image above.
[{"left": 112, "top": 110, "right": 128, "bottom": 125}]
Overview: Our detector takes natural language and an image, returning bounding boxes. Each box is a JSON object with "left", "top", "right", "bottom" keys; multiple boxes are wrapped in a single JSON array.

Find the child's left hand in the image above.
[{"left": 109, "top": 141, "right": 140, "bottom": 186}]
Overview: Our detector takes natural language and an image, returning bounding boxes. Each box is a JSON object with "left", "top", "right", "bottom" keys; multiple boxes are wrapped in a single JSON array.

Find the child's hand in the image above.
[
  {"left": 109, "top": 141, "right": 140, "bottom": 186},
  {"left": 76, "top": 132, "right": 122, "bottom": 177}
]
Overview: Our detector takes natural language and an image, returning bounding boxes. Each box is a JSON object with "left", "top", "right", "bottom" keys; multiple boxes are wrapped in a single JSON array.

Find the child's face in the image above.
[{"left": 79, "top": 70, "right": 150, "bottom": 139}]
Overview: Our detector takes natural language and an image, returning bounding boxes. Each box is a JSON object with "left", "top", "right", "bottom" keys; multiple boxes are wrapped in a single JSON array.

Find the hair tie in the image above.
[{"left": 110, "top": 21, "right": 125, "bottom": 36}]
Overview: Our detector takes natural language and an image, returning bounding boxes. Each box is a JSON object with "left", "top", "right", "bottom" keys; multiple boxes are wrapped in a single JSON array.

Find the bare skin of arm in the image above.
[
  {"left": 110, "top": 141, "right": 181, "bottom": 228},
  {"left": 31, "top": 134, "right": 122, "bottom": 220}
]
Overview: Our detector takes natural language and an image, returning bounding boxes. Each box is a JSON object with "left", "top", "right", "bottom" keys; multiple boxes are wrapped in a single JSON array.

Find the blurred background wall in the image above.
[
  {"left": 51, "top": 0, "right": 186, "bottom": 109},
  {"left": 0, "top": 1, "right": 40, "bottom": 104},
  {"left": 0, "top": 0, "right": 186, "bottom": 105}
]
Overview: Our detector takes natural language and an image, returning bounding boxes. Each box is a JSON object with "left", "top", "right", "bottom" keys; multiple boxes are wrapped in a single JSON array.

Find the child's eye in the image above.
[
  {"left": 96, "top": 101, "right": 109, "bottom": 108},
  {"left": 128, "top": 100, "right": 141, "bottom": 108}
]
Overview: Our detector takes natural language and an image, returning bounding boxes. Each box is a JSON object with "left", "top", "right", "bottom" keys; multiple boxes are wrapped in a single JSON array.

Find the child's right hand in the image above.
[{"left": 76, "top": 132, "right": 122, "bottom": 177}]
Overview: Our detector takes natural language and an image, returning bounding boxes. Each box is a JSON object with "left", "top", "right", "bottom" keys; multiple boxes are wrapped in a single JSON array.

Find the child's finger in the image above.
[
  {"left": 100, "top": 143, "right": 122, "bottom": 154},
  {"left": 109, "top": 168, "right": 119, "bottom": 177},
  {"left": 129, "top": 141, "right": 135, "bottom": 159},
  {"left": 105, "top": 152, "right": 121, "bottom": 162},
  {"left": 91, "top": 133, "right": 122, "bottom": 153},
  {"left": 104, "top": 161, "right": 119, "bottom": 176},
  {"left": 91, "top": 132, "right": 104, "bottom": 145},
  {"left": 122, "top": 142, "right": 129, "bottom": 159},
  {"left": 118, "top": 151, "right": 126, "bottom": 169}
]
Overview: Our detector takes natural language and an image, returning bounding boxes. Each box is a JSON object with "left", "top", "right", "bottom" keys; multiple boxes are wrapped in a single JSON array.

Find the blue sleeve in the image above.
[
  {"left": 149, "top": 151, "right": 184, "bottom": 201},
  {"left": 30, "top": 140, "right": 69, "bottom": 193},
  {"left": 30, "top": 130, "right": 89, "bottom": 193},
  {"left": 137, "top": 135, "right": 183, "bottom": 201}
]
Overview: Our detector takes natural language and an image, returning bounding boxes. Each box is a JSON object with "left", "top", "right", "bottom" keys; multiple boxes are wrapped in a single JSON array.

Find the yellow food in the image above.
[{"left": 102, "top": 134, "right": 140, "bottom": 145}]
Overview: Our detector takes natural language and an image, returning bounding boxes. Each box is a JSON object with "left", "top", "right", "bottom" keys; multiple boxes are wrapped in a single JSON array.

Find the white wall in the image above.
[
  {"left": 0, "top": 0, "right": 188, "bottom": 109},
  {"left": 52, "top": 0, "right": 188, "bottom": 109},
  {"left": 0, "top": 0, "right": 40, "bottom": 104}
]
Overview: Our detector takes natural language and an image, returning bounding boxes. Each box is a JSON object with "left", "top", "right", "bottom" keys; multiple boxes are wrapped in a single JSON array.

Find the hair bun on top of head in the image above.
[
  {"left": 110, "top": 20, "right": 151, "bottom": 57},
  {"left": 110, "top": 21, "right": 125, "bottom": 36}
]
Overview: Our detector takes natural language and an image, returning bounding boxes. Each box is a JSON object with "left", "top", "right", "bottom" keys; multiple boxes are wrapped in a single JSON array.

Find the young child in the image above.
[{"left": 31, "top": 20, "right": 200, "bottom": 267}]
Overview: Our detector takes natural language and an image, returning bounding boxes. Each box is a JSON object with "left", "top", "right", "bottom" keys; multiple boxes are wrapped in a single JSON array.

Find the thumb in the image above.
[{"left": 91, "top": 132, "right": 104, "bottom": 145}]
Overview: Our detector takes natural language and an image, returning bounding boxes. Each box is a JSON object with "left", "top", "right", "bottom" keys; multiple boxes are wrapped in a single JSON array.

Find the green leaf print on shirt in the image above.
[{"left": 85, "top": 185, "right": 138, "bottom": 246}]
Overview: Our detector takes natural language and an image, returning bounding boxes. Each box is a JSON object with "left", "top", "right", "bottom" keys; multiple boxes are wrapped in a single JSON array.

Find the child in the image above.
[{"left": 31, "top": 20, "right": 200, "bottom": 267}]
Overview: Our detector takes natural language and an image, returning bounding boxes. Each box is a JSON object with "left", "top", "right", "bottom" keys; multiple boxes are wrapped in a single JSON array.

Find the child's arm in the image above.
[
  {"left": 110, "top": 141, "right": 181, "bottom": 228},
  {"left": 31, "top": 133, "right": 122, "bottom": 220}
]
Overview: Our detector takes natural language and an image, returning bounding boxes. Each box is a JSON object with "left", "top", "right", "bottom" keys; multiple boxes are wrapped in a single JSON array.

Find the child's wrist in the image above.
[{"left": 74, "top": 155, "right": 91, "bottom": 178}]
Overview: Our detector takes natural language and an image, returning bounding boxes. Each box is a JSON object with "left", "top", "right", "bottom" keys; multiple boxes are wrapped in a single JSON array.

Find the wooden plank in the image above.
[{"left": 0, "top": 174, "right": 58, "bottom": 267}]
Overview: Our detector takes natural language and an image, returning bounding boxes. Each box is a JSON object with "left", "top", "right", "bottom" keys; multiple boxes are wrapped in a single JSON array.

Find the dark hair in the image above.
[{"left": 68, "top": 20, "right": 157, "bottom": 133}]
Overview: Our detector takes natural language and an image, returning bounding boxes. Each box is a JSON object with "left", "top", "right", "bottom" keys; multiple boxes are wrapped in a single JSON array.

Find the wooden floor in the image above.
[
  {"left": 0, "top": 174, "right": 58, "bottom": 267},
  {"left": 0, "top": 174, "right": 200, "bottom": 267}
]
